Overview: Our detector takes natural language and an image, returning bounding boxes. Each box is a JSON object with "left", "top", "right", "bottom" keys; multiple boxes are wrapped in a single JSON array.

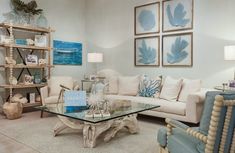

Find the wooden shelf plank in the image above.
[
  {"left": 0, "top": 64, "right": 54, "bottom": 68},
  {"left": 0, "top": 84, "right": 47, "bottom": 89},
  {"left": 0, "top": 43, "right": 51, "bottom": 51},
  {"left": 0, "top": 23, "right": 54, "bottom": 33},
  {"left": 23, "top": 102, "right": 41, "bottom": 108}
]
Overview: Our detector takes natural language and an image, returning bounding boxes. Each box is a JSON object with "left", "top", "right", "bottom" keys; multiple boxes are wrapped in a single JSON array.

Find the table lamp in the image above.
[
  {"left": 87, "top": 53, "right": 103, "bottom": 74},
  {"left": 224, "top": 45, "right": 235, "bottom": 80}
]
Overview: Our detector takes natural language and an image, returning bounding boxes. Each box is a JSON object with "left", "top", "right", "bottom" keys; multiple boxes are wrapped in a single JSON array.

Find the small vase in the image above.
[
  {"left": 36, "top": 13, "right": 48, "bottom": 28},
  {"left": 34, "top": 72, "right": 41, "bottom": 84}
]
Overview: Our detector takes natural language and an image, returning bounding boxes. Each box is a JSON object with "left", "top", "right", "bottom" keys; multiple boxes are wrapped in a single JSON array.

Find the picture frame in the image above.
[
  {"left": 25, "top": 54, "right": 38, "bottom": 65},
  {"left": 135, "top": 36, "right": 160, "bottom": 66},
  {"left": 53, "top": 40, "right": 82, "bottom": 65},
  {"left": 162, "top": 0, "right": 194, "bottom": 32},
  {"left": 35, "top": 35, "right": 47, "bottom": 47},
  {"left": 162, "top": 33, "right": 193, "bottom": 67},
  {"left": 135, "top": 2, "right": 160, "bottom": 35},
  {"left": 24, "top": 74, "right": 34, "bottom": 85}
]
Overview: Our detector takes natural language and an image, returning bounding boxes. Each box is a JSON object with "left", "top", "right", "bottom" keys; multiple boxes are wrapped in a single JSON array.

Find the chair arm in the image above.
[
  {"left": 186, "top": 128, "right": 207, "bottom": 143},
  {"left": 165, "top": 118, "right": 207, "bottom": 143},
  {"left": 40, "top": 86, "right": 49, "bottom": 106},
  {"left": 165, "top": 118, "right": 189, "bottom": 130}
]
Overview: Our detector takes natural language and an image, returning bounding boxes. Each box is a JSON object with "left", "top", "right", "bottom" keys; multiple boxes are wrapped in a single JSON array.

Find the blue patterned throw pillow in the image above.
[{"left": 139, "top": 75, "right": 162, "bottom": 97}]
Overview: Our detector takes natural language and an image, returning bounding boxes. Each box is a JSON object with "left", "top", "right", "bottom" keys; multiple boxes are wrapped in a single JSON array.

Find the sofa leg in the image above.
[{"left": 40, "top": 110, "right": 44, "bottom": 118}]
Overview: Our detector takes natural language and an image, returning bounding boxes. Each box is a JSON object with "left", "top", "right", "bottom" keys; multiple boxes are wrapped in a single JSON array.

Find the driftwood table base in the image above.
[{"left": 53, "top": 114, "right": 139, "bottom": 148}]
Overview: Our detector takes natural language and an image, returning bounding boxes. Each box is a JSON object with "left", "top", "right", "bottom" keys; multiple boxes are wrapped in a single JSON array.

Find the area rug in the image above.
[{"left": 0, "top": 112, "right": 164, "bottom": 153}]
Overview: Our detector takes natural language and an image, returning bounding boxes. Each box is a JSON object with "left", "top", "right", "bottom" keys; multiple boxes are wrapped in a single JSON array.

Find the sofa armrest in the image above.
[
  {"left": 187, "top": 88, "right": 209, "bottom": 104},
  {"left": 40, "top": 86, "right": 49, "bottom": 106},
  {"left": 185, "top": 88, "right": 212, "bottom": 123}
]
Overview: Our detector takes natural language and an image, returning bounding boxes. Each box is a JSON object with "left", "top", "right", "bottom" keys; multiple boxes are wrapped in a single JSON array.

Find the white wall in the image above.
[
  {"left": 86, "top": 0, "right": 235, "bottom": 88},
  {"left": 0, "top": 0, "right": 89, "bottom": 105}
]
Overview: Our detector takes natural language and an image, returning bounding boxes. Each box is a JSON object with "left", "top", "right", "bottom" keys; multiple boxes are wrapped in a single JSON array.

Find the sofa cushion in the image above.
[
  {"left": 178, "top": 79, "right": 201, "bottom": 102},
  {"left": 106, "top": 95, "right": 186, "bottom": 116},
  {"left": 107, "top": 76, "right": 118, "bottom": 94},
  {"left": 139, "top": 75, "right": 162, "bottom": 98},
  {"left": 160, "top": 76, "right": 183, "bottom": 101},
  {"left": 118, "top": 76, "right": 140, "bottom": 96},
  {"left": 49, "top": 76, "right": 74, "bottom": 96},
  {"left": 97, "top": 69, "right": 120, "bottom": 78},
  {"left": 168, "top": 128, "right": 201, "bottom": 153}
]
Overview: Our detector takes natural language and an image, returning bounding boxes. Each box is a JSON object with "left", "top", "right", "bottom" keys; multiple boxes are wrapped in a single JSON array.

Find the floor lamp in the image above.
[
  {"left": 87, "top": 53, "right": 103, "bottom": 75},
  {"left": 224, "top": 45, "right": 235, "bottom": 81}
]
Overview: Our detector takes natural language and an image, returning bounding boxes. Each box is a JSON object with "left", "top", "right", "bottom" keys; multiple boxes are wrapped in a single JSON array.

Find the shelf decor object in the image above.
[
  {"left": 162, "top": 0, "right": 194, "bottom": 32},
  {"left": 53, "top": 40, "right": 82, "bottom": 65},
  {"left": 224, "top": 45, "right": 235, "bottom": 80},
  {"left": 0, "top": 22, "right": 54, "bottom": 113},
  {"left": 162, "top": 32, "right": 193, "bottom": 67},
  {"left": 11, "top": 0, "right": 43, "bottom": 25},
  {"left": 135, "top": 2, "right": 160, "bottom": 35},
  {"left": 135, "top": 36, "right": 160, "bottom": 67},
  {"left": 36, "top": 13, "right": 48, "bottom": 28}
]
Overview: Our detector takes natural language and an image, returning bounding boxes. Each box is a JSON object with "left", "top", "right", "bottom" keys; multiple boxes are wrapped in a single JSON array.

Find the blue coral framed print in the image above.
[
  {"left": 163, "top": 0, "right": 193, "bottom": 32},
  {"left": 162, "top": 33, "right": 193, "bottom": 67},
  {"left": 53, "top": 40, "right": 82, "bottom": 65},
  {"left": 135, "top": 36, "right": 160, "bottom": 66},
  {"left": 135, "top": 2, "right": 160, "bottom": 35}
]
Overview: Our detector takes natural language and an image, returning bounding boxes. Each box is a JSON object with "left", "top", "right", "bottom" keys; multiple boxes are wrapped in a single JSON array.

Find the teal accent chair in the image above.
[{"left": 157, "top": 91, "right": 235, "bottom": 153}]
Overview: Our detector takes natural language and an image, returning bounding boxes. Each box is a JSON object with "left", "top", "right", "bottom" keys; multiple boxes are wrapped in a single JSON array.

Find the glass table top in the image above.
[{"left": 36, "top": 100, "right": 160, "bottom": 124}]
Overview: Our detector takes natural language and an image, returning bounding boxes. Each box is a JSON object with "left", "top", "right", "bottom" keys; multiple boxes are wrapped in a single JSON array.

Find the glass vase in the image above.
[{"left": 36, "top": 13, "right": 48, "bottom": 28}]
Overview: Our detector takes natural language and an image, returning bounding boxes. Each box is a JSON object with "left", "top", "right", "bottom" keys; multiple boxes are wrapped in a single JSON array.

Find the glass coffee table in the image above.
[{"left": 36, "top": 100, "right": 159, "bottom": 148}]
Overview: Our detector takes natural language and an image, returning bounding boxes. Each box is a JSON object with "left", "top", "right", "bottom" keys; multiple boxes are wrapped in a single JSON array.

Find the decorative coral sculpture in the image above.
[
  {"left": 167, "top": 37, "right": 188, "bottom": 64},
  {"left": 138, "top": 40, "right": 156, "bottom": 64},
  {"left": 166, "top": 3, "right": 190, "bottom": 27}
]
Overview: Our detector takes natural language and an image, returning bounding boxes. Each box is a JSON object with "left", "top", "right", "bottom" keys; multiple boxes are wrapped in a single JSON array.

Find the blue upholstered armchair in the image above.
[{"left": 157, "top": 91, "right": 235, "bottom": 153}]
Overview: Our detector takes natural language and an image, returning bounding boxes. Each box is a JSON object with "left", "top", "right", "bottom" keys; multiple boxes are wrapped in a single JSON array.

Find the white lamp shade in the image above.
[
  {"left": 87, "top": 53, "right": 103, "bottom": 63},
  {"left": 224, "top": 46, "right": 235, "bottom": 60}
]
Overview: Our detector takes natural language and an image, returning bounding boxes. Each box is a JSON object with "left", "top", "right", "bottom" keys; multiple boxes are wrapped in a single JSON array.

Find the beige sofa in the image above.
[{"left": 98, "top": 69, "right": 209, "bottom": 124}]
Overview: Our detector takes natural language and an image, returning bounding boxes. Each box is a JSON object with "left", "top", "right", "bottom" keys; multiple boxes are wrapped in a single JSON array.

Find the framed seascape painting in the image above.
[
  {"left": 53, "top": 40, "right": 82, "bottom": 65},
  {"left": 162, "top": 0, "right": 193, "bottom": 32},
  {"left": 162, "top": 33, "right": 193, "bottom": 67},
  {"left": 135, "top": 36, "right": 160, "bottom": 66},
  {"left": 135, "top": 2, "right": 160, "bottom": 35}
]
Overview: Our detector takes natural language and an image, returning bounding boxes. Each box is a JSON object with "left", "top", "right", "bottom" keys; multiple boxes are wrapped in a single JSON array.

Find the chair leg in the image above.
[{"left": 40, "top": 110, "right": 44, "bottom": 118}]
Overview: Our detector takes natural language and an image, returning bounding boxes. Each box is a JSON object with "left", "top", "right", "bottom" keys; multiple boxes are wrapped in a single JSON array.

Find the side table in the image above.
[
  {"left": 214, "top": 86, "right": 235, "bottom": 92},
  {"left": 81, "top": 80, "right": 95, "bottom": 92}
]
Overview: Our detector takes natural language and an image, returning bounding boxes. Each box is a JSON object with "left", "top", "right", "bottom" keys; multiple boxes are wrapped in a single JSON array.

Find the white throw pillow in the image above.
[
  {"left": 107, "top": 76, "right": 118, "bottom": 94},
  {"left": 160, "top": 76, "right": 183, "bottom": 101},
  {"left": 118, "top": 76, "right": 140, "bottom": 96},
  {"left": 178, "top": 79, "right": 202, "bottom": 102},
  {"left": 49, "top": 76, "right": 74, "bottom": 96}
]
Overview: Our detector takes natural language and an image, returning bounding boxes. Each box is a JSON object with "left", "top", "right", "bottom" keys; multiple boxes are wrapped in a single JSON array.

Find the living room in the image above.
[{"left": 0, "top": 0, "right": 234, "bottom": 153}]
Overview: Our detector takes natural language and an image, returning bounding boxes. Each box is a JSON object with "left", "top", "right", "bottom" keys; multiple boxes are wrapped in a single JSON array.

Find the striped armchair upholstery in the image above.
[{"left": 157, "top": 91, "right": 235, "bottom": 153}]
